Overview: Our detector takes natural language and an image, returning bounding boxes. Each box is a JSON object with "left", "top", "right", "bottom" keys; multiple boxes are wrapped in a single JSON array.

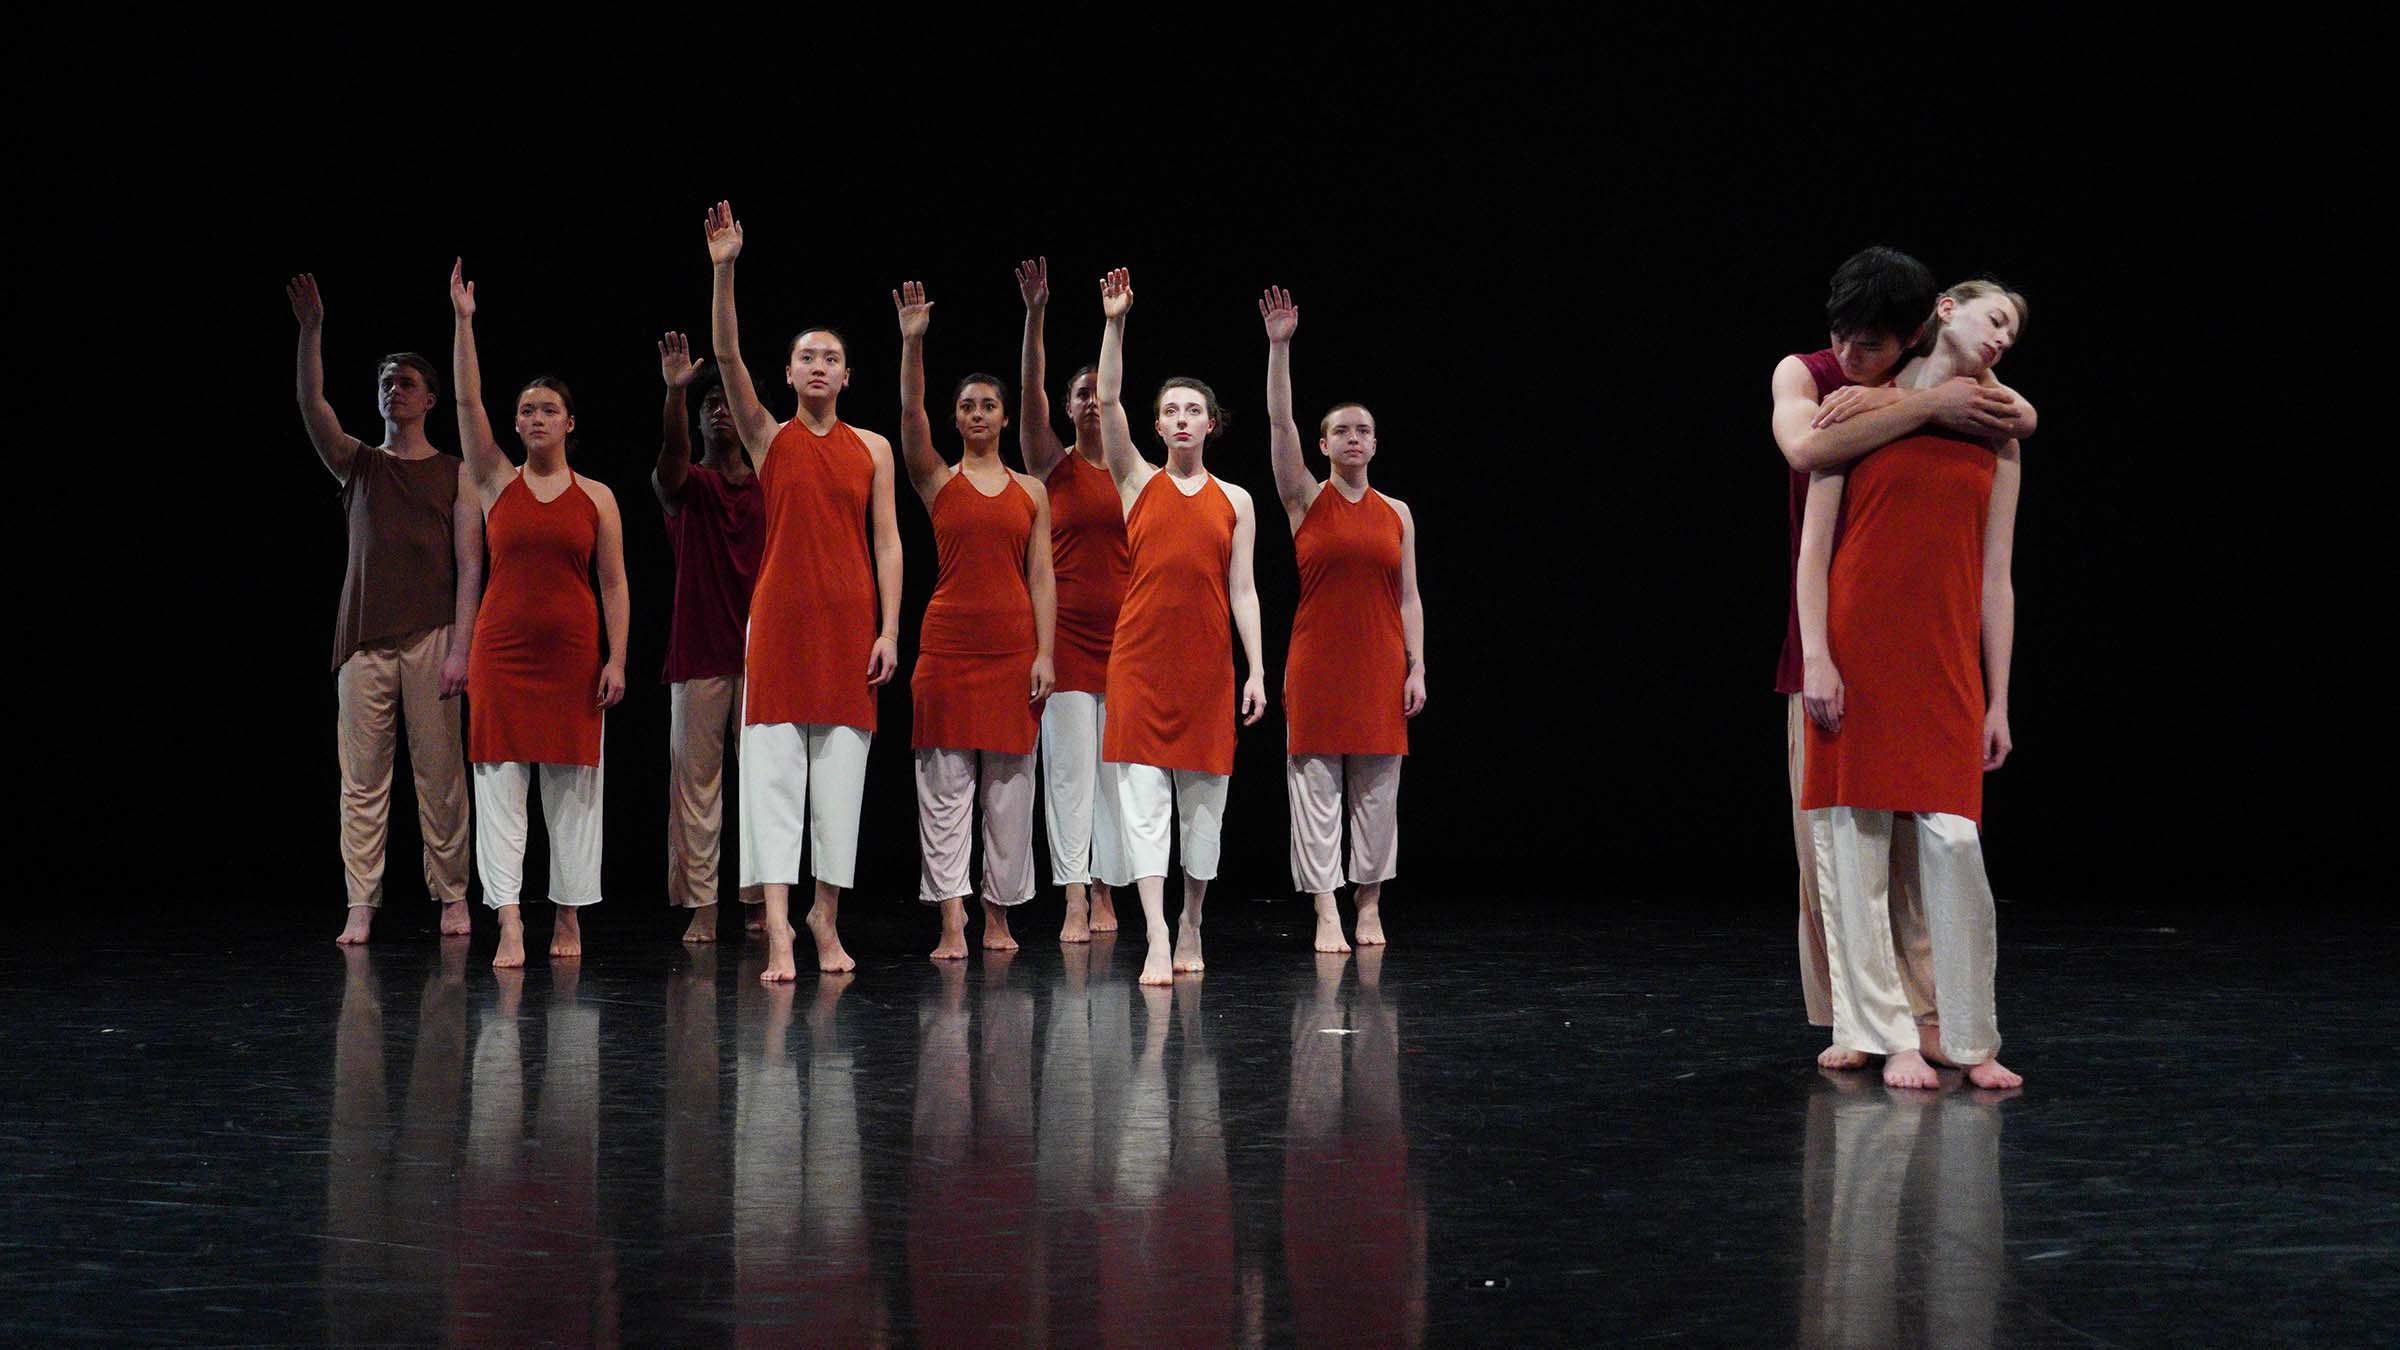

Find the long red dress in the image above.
[
  {"left": 744, "top": 418, "right": 880, "bottom": 732},
  {"left": 1045, "top": 452, "right": 1130, "bottom": 695},
  {"left": 1102, "top": 472, "right": 1237, "bottom": 776},
  {"left": 911, "top": 471, "right": 1041, "bottom": 754},
  {"left": 468, "top": 471, "right": 602, "bottom": 766},
  {"left": 1284, "top": 485, "right": 1408, "bottom": 756},
  {"left": 1801, "top": 433, "right": 1997, "bottom": 822}
]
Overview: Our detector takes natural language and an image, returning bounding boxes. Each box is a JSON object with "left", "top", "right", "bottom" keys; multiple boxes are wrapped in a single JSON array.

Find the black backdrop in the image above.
[{"left": 134, "top": 15, "right": 2274, "bottom": 924}]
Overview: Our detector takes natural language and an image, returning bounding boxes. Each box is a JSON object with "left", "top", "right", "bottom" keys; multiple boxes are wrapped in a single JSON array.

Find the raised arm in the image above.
[
  {"left": 864, "top": 433, "right": 904, "bottom": 686},
  {"left": 705, "top": 201, "right": 782, "bottom": 461},
  {"left": 449, "top": 260, "right": 510, "bottom": 502},
  {"left": 590, "top": 481, "right": 630, "bottom": 709},
  {"left": 1796, "top": 468, "right": 1848, "bottom": 732},
  {"left": 1226, "top": 484, "right": 1267, "bottom": 726},
  {"left": 893, "top": 281, "right": 948, "bottom": 506},
  {"left": 287, "top": 274, "right": 365, "bottom": 482},
  {"left": 1394, "top": 497, "right": 1426, "bottom": 717},
  {"left": 1773, "top": 358, "right": 2013, "bottom": 474},
  {"left": 1016, "top": 257, "right": 1068, "bottom": 481},
  {"left": 1980, "top": 442, "right": 2022, "bottom": 770},
  {"left": 654, "top": 331, "right": 706, "bottom": 511},
  {"left": 441, "top": 459, "right": 484, "bottom": 699},
  {"left": 1260, "top": 286, "right": 1317, "bottom": 533},
  {"left": 1095, "top": 268, "right": 1149, "bottom": 503},
  {"left": 1024, "top": 476, "right": 1057, "bottom": 700}
]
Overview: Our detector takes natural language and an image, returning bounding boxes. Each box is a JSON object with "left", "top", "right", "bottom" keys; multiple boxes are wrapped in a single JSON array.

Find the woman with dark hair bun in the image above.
[
  {"left": 1091, "top": 268, "right": 1268, "bottom": 987},
  {"left": 450, "top": 260, "right": 631, "bottom": 970},
  {"left": 891, "top": 279, "right": 1058, "bottom": 961},
  {"left": 1797, "top": 278, "right": 2031, "bottom": 1092}
]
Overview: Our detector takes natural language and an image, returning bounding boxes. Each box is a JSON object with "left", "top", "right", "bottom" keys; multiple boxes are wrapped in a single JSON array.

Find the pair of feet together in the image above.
[
  {"left": 1819, "top": 1025, "right": 2023, "bottom": 1091},
  {"left": 334, "top": 901, "right": 578, "bottom": 970}
]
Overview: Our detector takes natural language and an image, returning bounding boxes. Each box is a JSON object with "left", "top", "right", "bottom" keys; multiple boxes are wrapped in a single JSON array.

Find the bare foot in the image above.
[
  {"left": 1353, "top": 900, "right": 1386, "bottom": 947},
  {"left": 494, "top": 908, "right": 526, "bottom": 969},
  {"left": 438, "top": 901, "right": 472, "bottom": 937},
  {"left": 1060, "top": 887, "right": 1092, "bottom": 945},
  {"left": 761, "top": 921, "right": 799, "bottom": 983},
  {"left": 1089, "top": 885, "right": 1119, "bottom": 933},
  {"left": 1919, "top": 1022, "right": 1958, "bottom": 1067},
  {"left": 1313, "top": 906, "right": 1351, "bottom": 954},
  {"left": 1882, "top": 1049, "right": 1939, "bottom": 1091},
  {"left": 932, "top": 898, "right": 969, "bottom": 961},
  {"left": 982, "top": 901, "right": 1020, "bottom": 952},
  {"left": 1966, "top": 1058, "right": 2023, "bottom": 1090},
  {"left": 336, "top": 906, "right": 374, "bottom": 945},
  {"left": 1818, "top": 1043, "right": 1868, "bottom": 1071},
  {"left": 804, "top": 906, "right": 855, "bottom": 974},
  {"left": 683, "top": 905, "right": 719, "bottom": 944},
  {"left": 746, "top": 906, "right": 767, "bottom": 934},
  {"left": 1140, "top": 934, "right": 1174, "bottom": 986},
  {"left": 549, "top": 908, "right": 584, "bottom": 960},
  {"left": 1173, "top": 919, "right": 1205, "bottom": 975}
]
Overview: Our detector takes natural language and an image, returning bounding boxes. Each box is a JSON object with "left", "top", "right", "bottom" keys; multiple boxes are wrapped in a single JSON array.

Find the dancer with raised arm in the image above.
[
  {"left": 1261, "top": 287, "right": 1424, "bottom": 954},
  {"left": 893, "top": 280, "right": 1058, "bottom": 960},
  {"left": 289, "top": 274, "right": 476, "bottom": 945},
  {"left": 655, "top": 332, "right": 767, "bottom": 943},
  {"left": 705, "top": 201, "right": 904, "bottom": 982},
  {"left": 450, "top": 260, "right": 630, "bottom": 970},
  {"left": 1798, "top": 279, "right": 2032, "bottom": 1092},
  {"left": 1091, "top": 268, "right": 1268, "bottom": 986},
  {"left": 1017, "top": 257, "right": 1130, "bottom": 943},
  {"left": 1770, "top": 247, "right": 2038, "bottom": 1069}
]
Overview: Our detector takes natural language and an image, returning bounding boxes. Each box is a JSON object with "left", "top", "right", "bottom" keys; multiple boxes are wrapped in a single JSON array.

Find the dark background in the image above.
[{"left": 130, "top": 14, "right": 2276, "bottom": 927}]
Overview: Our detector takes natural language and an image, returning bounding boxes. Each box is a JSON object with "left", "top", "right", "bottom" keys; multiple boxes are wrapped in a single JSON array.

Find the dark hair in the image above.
[
  {"left": 380, "top": 351, "right": 441, "bottom": 401},
  {"left": 787, "top": 327, "right": 852, "bottom": 362},
  {"left": 516, "top": 376, "right": 578, "bottom": 450},
  {"left": 687, "top": 363, "right": 725, "bottom": 405},
  {"left": 951, "top": 372, "right": 1012, "bottom": 407},
  {"left": 1915, "top": 278, "right": 2031, "bottom": 359},
  {"left": 1318, "top": 402, "right": 1375, "bottom": 440},
  {"left": 1825, "top": 245, "right": 1937, "bottom": 345},
  {"left": 1067, "top": 364, "right": 1098, "bottom": 392},
  {"left": 1153, "top": 376, "right": 1230, "bottom": 443}
]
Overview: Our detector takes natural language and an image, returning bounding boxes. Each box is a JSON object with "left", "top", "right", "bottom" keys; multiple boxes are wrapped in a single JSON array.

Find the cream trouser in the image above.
[
  {"left": 473, "top": 747, "right": 605, "bottom": 909},
  {"left": 1102, "top": 762, "right": 1229, "bottom": 886},
  {"left": 667, "top": 676, "right": 766, "bottom": 908},
  {"left": 1810, "top": 806, "right": 2000, "bottom": 1064},
  {"left": 1790, "top": 694, "right": 1936, "bottom": 1027},
  {"left": 336, "top": 625, "right": 471, "bottom": 907},
  {"left": 915, "top": 747, "right": 1038, "bottom": 905},
  {"left": 1284, "top": 753, "right": 1402, "bottom": 894},
  {"left": 1039, "top": 692, "right": 1125, "bottom": 886},
  {"left": 739, "top": 722, "right": 872, "bottom": 891}
]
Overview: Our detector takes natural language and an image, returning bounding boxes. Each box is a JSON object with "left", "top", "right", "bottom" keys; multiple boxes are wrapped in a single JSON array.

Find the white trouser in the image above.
[
  {"left": 472, "top": 750, "right": 605, "bottom": 910},
  {"left": 739, "top": 722, "right": 872, "bottom": 892},
  {"left": 1285, "top": 753, "right": 1402, "bottom": 894},
  {"left": 1039, "top": 692, "right": 1124, "bottom": 886},
  {"left": 1102, "top": 762, "right": 1229, "bottom": 886},
  {"left": 1790, "top": 696, "right": 1937, "bottom": 1028},
  {"left": 1811, "top": 807, "right": 2000, "bottom": 1064},
  {"left": 669, "top": 676, "right": 766, "bottom": 908},
  {"left": 914, "top": 747, "right": 1038, "bottom": 905}
]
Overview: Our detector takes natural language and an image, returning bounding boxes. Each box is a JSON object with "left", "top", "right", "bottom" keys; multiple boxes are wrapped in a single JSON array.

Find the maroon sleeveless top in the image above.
[{"left": 1777, "top": 348, "right": 1854, "bottom": 694}]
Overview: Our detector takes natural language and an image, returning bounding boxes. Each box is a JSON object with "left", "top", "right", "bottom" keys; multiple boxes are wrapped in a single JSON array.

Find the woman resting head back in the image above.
[{"left": 1916, "top": 279, "right": 2029, "bottom": 377}]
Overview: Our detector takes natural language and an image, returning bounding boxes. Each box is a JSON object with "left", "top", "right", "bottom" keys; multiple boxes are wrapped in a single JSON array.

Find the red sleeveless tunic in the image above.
[
  {"left": 1285, "top": 485, "right": 1408, "bottom": 756},
  {"left": 468, "top": 471, "right": 603, "bottom": 766},
  {"left": 1044, "top": 451, "right": 1131, "bottom": 694},
  {"left": 912, "top": 471, "right": 1042, "bottom": 754},
  {"left": 1102, "top": 472, "right": 1237, "bottom": 776},
  {"left": 744, "top": 418, "right": 881, "bottom": 731},
  {"left": 1801, "top": 433, "right": 1997, "bottom": 822}
]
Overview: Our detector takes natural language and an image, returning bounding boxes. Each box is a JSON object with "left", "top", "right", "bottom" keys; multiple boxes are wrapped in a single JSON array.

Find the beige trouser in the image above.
[
  {"left": 1790, "top": 694, "right": 1935, "bottom": 1027},
  {"left": 668, "top": 676, "right": 766, "bottom": 908},
  {"left": 914, "top": 747, "right": 1039, "bottom": 905},
  {"left": 1285, "top": 754, "right": 1402, "bottom": 894},
  {"left": 1810, "top": 807, "right": 2001, "bottom": 1064},
  {"left": 336, "top": 625, "right": 470, "bottom": 908}
]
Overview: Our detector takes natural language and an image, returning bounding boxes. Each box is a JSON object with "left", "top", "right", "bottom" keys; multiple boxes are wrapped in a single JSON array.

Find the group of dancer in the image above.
[
  {"left": 1773, "top": 245, "right": 2037, "bottom": 1091},
  {"left": 292, "top": 200, "right": 1426, "bottom": 987}
]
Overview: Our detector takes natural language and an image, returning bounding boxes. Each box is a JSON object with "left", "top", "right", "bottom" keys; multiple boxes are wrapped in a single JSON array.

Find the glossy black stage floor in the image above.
[{"left": 6, "top": 903, "right": 2392, "bottom": 1346}]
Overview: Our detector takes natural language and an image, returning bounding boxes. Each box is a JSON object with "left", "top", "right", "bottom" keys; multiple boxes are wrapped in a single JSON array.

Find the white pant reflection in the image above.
[
  {"left": 909, "top": 959, "right": 1043, "bottom": 1339},
  {"left": 1800, "top": 1082, "right": 2007, "bottom": 1349},
  {"left": 734, "top": 961, "right": 883, "bottom": 1341},
  {"left": 1284, "top": 951, "right": 1428, "bottom": 1348}
]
